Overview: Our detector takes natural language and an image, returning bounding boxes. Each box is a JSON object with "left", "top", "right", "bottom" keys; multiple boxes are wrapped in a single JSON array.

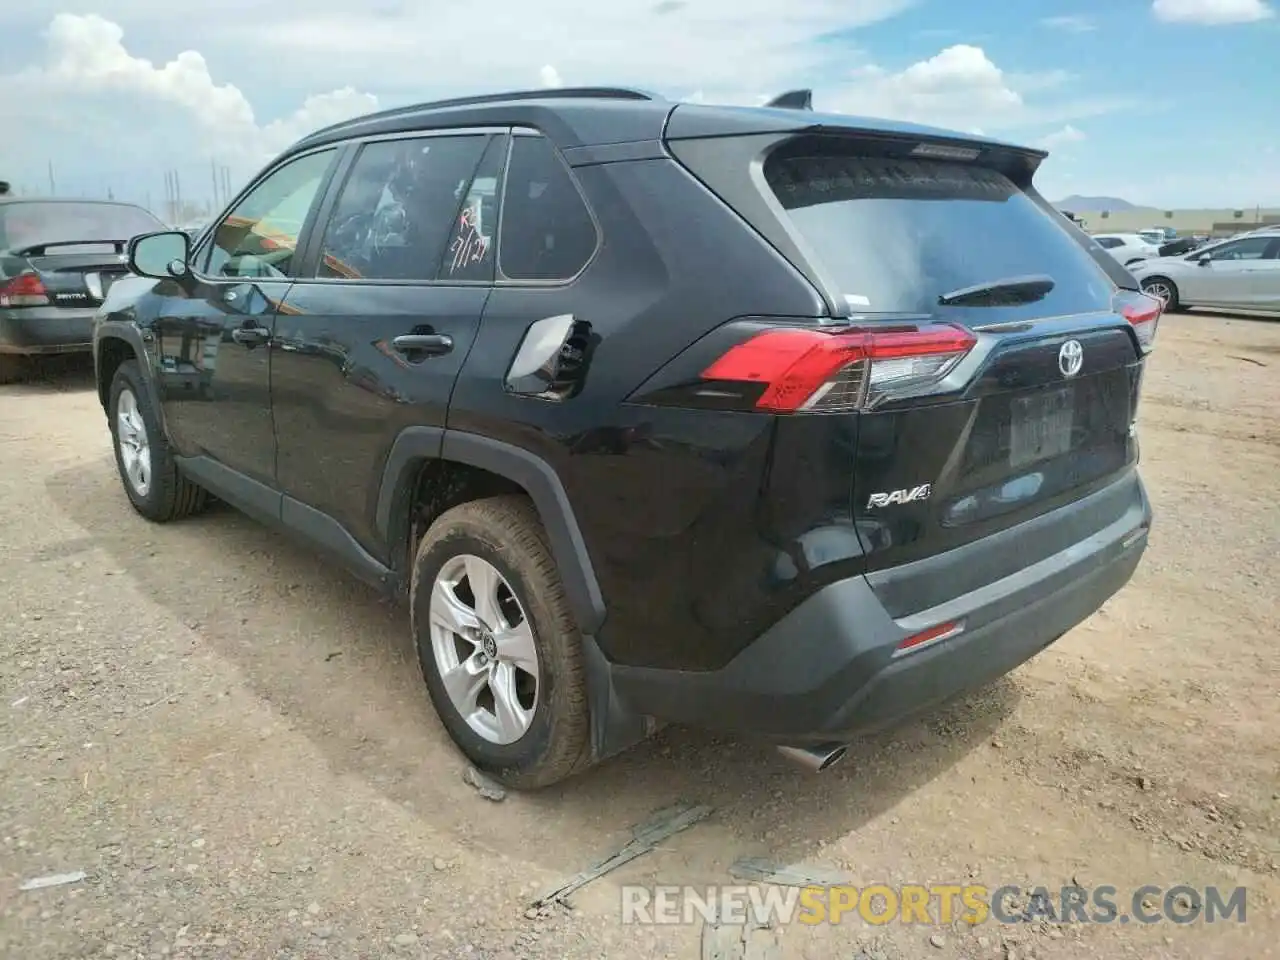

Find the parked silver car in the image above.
[{"left": 1129, "top": 230, "right": 1280, "bottom": 315}]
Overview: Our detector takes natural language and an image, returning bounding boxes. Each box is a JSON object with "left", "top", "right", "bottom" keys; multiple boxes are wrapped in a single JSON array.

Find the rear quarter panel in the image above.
[{"left": 447, "top": 155, "right": 832, "bottom": 670}]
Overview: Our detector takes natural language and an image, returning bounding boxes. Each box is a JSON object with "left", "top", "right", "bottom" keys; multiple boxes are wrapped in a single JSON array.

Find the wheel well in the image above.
[
  {"left": 97, "top": 337, "right": 137, "bottom": 410},
  {"left": 406, "top": 459, "right": 528, "bottom": 567}
]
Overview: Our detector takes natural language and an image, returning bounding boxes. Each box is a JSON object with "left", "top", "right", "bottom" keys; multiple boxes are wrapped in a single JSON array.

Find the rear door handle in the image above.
[
  {"left": 232, "top": 326, "right": 270, "bottom": 346},
  {"left": 392, "top": 334, "right": 453, "bottom": 356}
]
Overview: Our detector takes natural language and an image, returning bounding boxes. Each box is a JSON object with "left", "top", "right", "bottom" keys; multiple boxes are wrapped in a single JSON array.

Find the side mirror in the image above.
[
  {"left": 1197, "top": 253, "right": 1213, "bottom": 266},
  {"left": 128, "top": 231, "right": 192, "bottom": 281}
]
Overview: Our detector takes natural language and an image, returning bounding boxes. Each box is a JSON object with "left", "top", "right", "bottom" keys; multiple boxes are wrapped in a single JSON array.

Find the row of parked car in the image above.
[{"left": 1088, "top": 226, "right": 1280, "bottom": 315}]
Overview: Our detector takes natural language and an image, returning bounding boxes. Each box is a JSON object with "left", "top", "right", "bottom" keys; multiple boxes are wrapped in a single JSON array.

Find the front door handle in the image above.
[
  {"left": 392, "top": 333, "right": 453, "bottom": 356},
  {"left": 232, "top": 325, "right": 270, "bottom": 346}
]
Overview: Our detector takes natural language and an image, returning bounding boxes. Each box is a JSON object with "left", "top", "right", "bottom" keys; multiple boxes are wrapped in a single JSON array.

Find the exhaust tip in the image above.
[{"left": 777, "top": 742, "right": 849, "bottom": 772}]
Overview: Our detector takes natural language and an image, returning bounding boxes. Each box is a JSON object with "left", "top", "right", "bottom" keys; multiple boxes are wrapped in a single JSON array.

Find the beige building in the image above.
[{"left": 1063, "top": 206, "right": 1280, "bottom": 238}]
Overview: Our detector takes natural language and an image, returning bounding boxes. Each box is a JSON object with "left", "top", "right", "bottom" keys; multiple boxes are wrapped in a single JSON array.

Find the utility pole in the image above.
[{"left": 47, "top": 161, "right": 56, "bottom": 195}]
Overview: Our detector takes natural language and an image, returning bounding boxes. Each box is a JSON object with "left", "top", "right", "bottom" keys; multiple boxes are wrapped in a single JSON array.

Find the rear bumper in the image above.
[
  {"left": 609, "top": 470, "right": 1151, "bottom": 742},
  {"left": 0, "top": 307, "right": 96, "bottom": 355}
]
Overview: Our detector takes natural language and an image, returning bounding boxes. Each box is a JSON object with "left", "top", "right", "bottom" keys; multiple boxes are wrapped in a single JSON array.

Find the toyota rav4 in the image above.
[{"left": 93, "top": 87, "right": 1156, "bottom": 788}]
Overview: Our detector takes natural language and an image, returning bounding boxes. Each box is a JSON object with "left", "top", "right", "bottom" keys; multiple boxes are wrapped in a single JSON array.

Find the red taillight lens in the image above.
[
  {"left": 0, "top": 272, "right": 49, "bottom": 307},
  {"left": 700, "top": 322, "right": 977, "bottom": 413},
  {"left": 1115, "top": 289, "right": 1161, "bottom": 353}
]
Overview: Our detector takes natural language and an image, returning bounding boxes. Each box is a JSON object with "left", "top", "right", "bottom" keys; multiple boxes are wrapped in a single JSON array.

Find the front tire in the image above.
[
  {"left": 410, "top": 495, "right": 593, "bottom": 789},
  {"left": 109, "top": 360, "right": 207, "bottom": 522},
  {"left": 1140, "top": 276, "right": 1180, "bottom": 312}
]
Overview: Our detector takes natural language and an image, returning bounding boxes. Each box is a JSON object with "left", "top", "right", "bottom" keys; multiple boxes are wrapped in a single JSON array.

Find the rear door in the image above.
[
  {"left": 271, "top": 129, "right": 505, "bottom": 559},
  {"left": 153, "top": 148, "right": 339, "bottom": 489}
]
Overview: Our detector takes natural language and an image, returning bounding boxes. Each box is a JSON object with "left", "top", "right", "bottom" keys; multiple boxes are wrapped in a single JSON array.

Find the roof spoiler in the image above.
[{"left": 764, "top": 89, "right": 813, "bottom": 111}]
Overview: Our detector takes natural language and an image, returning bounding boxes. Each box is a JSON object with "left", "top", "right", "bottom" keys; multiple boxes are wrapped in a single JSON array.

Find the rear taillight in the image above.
[
  {"left": 0, "top": 272, "right": 49, "bottom": 308},
  {"left": 700, "top": 322, "right": 977, "bottom": 413},
  {"left": 1114, "top": 289, "right": 1161, "bottom": 353}
]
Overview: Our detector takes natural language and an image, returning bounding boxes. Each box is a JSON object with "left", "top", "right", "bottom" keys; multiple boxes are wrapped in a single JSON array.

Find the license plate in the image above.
[{"left": 1009, "top": 387, "right": 1075, "bottom": 467}]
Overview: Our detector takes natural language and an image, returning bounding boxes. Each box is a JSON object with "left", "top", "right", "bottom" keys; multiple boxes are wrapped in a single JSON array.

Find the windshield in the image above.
[
  {"left": 763, "top": 151, "right": 1117, "bottom": 320},
  {"left": 0, "top": 201, "right": 165, "bottom": 252}
]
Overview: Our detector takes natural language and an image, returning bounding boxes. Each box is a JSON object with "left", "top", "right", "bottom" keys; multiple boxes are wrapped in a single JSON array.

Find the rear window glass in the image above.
[
  {"left": 0, "top": 202, "right": 165, "bottom": 252},
  {"left": 764, "top": 153, "right": 1119, "bottom": 320}
]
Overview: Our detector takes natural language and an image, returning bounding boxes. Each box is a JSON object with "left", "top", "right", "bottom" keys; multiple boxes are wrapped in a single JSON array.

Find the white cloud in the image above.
[
  {"left": 1152, "top": 0, "right": 1274, "bottom": 24},
  {"left": 1042, "top": 15, "right": 1096, "bottom": 32},
  {"left": 8, "top": 15, "right": 375, "bottom": 173},
  {"left": 1039, "top": 124, "right": 1087, "bottom": 149},
  {"left": 826, "top": 45, "right": 1024, "bottom": 130},
  {"left": 0, "top": 6, "right": 1134, "bottom": 212}
]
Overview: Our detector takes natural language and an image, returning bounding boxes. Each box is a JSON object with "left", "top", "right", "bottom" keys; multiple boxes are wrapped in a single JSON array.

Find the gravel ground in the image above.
[{"left": 1, "top": 312, "right": 1277, "bottom": 960}]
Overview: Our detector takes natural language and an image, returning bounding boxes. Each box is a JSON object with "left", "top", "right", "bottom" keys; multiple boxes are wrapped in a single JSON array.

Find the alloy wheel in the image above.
[
  {"left": 116, "top": 388, "right": 152, "bottom": 497},
  {"left": 1143, "top": 280, "right": 1173, "bottom": 307},
  {"left": 428, "top": 554, "right": 540, "bottom": 745}
]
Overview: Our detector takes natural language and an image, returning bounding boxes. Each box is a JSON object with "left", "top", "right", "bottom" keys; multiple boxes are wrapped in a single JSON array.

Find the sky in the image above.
[{"left": 1, "top": 0, "right": 1277, "bottom": 216}]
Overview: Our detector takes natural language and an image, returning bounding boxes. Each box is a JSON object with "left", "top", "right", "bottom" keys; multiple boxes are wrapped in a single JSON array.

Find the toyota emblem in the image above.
[{"left": 1058, "top": 339, "right": 1083, "bottom": 378}]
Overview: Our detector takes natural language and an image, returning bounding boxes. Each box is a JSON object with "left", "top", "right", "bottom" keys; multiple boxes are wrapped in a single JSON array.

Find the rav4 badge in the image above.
[{"left": 866, "top": 484, "right": 932, "bottom": 509}]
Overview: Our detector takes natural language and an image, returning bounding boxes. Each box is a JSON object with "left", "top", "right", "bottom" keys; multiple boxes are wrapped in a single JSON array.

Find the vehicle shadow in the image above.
[
  {"left": 0, "top": 354, "right": 96, "bottom": 392},
  {"left": 46, "top": 458, "right": 1018, "bottom": 894}
]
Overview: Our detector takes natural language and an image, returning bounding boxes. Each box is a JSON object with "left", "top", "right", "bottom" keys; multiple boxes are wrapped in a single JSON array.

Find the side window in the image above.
[
  {"left": 201, "top": 149, "right": 335, "bottom": 279},
  {"left": 498, "top": 135, "right": 598, "bottom": 282},
  {"left": 437, "top": 135, "right": 508, "bottom": 283},
  {"left": 1094, "top": 237, "right": 1122, "bottom": 249},
  {"left": 316, "top": 135, "right": 489, "bottom": 281},
  {"left": 1207, "top": 237, "right": 1271, "bottom": 261}
]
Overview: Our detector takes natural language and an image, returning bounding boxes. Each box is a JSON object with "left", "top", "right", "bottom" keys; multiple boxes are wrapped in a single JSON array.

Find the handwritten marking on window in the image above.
[{"left": 448, "top": 205, "right": 489, "bottom": 275}]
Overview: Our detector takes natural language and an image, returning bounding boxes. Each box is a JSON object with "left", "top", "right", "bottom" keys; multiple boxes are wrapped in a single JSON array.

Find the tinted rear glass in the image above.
[
  {"left": 764, "top": 152, "right": 1119, "bottom": 320},
  {"left": 0, "top": 202, "right": 165, "bottom": 252}
]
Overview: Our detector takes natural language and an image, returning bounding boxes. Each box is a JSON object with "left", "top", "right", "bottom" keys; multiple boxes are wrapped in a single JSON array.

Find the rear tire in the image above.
[
  {"left": 109, "top": 360, "right": 207, "bottom": 522},
  {"left": 410, "top": 495, "right": 594, "bottom": 789},
  {"left": 1140, "top": 276, "right": 1180, "bottom": 312}
]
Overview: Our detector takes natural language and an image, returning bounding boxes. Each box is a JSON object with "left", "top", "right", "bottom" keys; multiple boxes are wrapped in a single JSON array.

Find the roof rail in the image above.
[
  {"left": 302, "top": 87, "right": 663, "bottom": 142},
  {"left": 764, "top": 89, "right": 813, "bottom": 110}
]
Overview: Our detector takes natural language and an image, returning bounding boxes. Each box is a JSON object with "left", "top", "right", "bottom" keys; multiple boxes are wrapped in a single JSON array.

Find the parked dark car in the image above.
[
  {"left": 93, "top": 87, "right": 1156, "bottom": 788},
  {"left": 1157, "top": 236, "right": 1211, "bottom": 257},
  {"left": 1, "top": 198, "right": 166, "bottom": 382}
]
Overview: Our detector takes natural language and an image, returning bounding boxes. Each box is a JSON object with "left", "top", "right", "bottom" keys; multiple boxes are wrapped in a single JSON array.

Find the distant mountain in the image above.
[{"left": 1054, "top": 195, "right": 1138, "bottom": 213}]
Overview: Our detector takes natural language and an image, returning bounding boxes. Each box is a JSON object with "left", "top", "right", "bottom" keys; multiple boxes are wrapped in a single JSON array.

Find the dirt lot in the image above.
[{"left": 1, "top": 313, "right": 1277, "bottom": 960}]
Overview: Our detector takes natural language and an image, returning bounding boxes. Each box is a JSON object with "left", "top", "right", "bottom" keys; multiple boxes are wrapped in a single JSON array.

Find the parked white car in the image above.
[
  {"left": 1138, "top": 227, "right": 1177, "bottom": 245},
  {"left": 1129, "top": 229, "right": 1280, "bottom": 315},
  {"left": 1091, "top": 233, "right": 1162, "bottom": 267}
]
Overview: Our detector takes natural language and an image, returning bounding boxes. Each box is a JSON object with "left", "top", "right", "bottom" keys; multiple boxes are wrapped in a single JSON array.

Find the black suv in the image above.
[{"left": 93, "top": 88, "right": 1156, "bottom": 788}]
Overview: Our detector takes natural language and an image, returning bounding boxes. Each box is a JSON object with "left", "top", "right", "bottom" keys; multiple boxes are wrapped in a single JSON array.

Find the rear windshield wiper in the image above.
[{"left": 937, "top": 274, "right": 1055, "bottom": 307}]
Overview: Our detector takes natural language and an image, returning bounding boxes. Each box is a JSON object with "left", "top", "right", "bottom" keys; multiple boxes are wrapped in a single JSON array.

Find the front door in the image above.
[
  {"left": 1243, "top": 238, "right": 1280, "bottom": 311},
  {"left": 1183, "top": 235, "right": 1274, "bottom": 309},
  {"left": 271, "top": 131, "right": 507, "bottom": 559},
  {"left": 153, "top": 147, "right": 339, "bottom": 487}
]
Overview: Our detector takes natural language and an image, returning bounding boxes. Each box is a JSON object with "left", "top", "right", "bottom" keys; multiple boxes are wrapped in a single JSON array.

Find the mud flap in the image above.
[{"left": 582, "top": 633, "right": 662, "bottom": 762}]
